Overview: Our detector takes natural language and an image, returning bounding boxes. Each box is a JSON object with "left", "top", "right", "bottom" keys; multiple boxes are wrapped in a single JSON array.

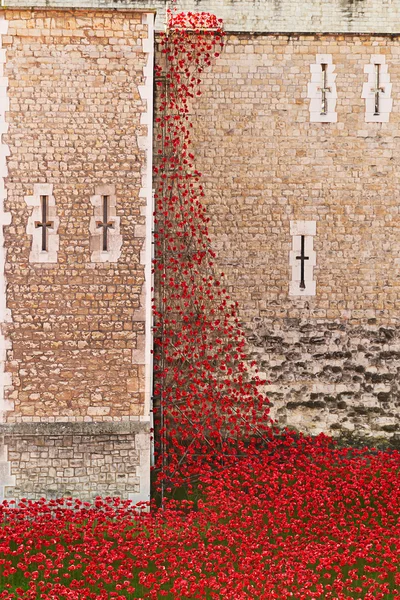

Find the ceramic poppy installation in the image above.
[
  {"left": 0, "top": 9, "right": 399, "bottom": 600},
  {"left": 152, "top": 8, "right": 272, "bottom": 492}
]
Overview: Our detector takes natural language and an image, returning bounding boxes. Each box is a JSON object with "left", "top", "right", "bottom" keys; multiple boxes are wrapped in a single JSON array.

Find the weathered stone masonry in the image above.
[
  {"left": 6, "top": 0, "right": 400, "bottom": 35},
  {"left": 2, "top": 421, "right": 147, "bottom": 500},
  {"left": 0, "top": 8, "right": 155, "bottom": 501},
  {"left": 0, "top": 15, "right": 14, "bottom": 499},
  {"left": 180, "top": 33, "right": 400, "bottom": 442}
]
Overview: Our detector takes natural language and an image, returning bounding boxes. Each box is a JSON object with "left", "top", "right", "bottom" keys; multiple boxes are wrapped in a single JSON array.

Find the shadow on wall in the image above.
[{"left": 340, "top": 0, "right": 366, "bottom": 21}]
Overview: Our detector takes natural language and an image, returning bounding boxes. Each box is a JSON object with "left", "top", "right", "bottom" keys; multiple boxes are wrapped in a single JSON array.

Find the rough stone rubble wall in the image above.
[
  {"left": 169, "top": 33, "right": 400, "bottom": 441},
  {"left": 4, "top": 0, "right": 400, "bottom": 34},
  {"left": 251, "top": 320, "right": 400, "bottom": 438},
  {"left": 0, "top": 8, "right": 153, "bottom": 502}
]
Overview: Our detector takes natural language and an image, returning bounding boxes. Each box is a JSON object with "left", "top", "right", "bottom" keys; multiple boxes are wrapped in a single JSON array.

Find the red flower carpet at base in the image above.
[{"left": 0, "top": 437, "right": 400, "bottom": 599}]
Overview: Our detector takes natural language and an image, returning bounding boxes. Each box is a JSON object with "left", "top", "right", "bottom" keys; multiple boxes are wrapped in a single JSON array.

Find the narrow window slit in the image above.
[
  {"left": 373, "top": 63, "right": 383, "bottom": 115},
  {"left": 308, "top": 55, "right": 337, "bottom": 123},
  {"left": 102, "top": 195, "right": 108, "bottom": 251},
  {"left": 296, "top": 235, "right": 309, "bottom": 291},
  {"left": 89, "top": 186, "right": 122, "bottom": 263},
  {"left": 362, "top": 56, "right": 392, "bottom": 123},
  {"left": 96, "top": 195, "right": 114, "bottom": 252},
  {"left": 289, "top": 221, "right": 316, "bottom": 297},
  {"left": 320, "top": 63, "right": 330, "bottom": 115},
  {"left": 35, "top": 195, "right": 53, "bottom": 252}
]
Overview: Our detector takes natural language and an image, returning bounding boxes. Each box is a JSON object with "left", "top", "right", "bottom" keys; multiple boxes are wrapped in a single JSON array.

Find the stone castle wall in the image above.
[
  {"left": 168, "top": 33, "right": 400, "bottom": 441},
  {"left": 0, "top": 8, "right": 154, "bottom": 502},
  {"left": 1, "top": 421, "right": 148, "bottom": 500},
  {"left": 5, "top": 0, "right": 400, "bottom": 34}
]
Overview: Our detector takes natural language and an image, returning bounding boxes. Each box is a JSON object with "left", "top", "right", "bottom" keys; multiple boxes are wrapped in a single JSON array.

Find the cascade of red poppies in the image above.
[{"left": 152, "top": 10, "right": 274, "bottom": 493}]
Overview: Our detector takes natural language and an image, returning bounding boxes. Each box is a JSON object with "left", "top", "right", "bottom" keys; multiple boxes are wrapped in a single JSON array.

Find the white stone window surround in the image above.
[
  {"left": 362, "top": 55, "right": 393, "bottom": 123},
  {"left": 25, "top": 184, "right": 59, "bottom": 264},
  {"left": 289, "top": 221, "right": 317, "bottom": 297},
  {"left": 308, "top": 54, "right": 338, "bottom": 123},
  {"left": 89, "top": 184, "right": 122, "bottom": 263}
]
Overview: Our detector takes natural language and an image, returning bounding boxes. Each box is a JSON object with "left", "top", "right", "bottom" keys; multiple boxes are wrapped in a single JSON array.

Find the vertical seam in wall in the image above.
[
  {"left": 126, "top": 11, "right": 156, "bottom": 505},
  {"left": 138, "top": 12, "right": 155, "bottom": 424},
  {"left": 0, "top": 15, "right": 15, "bottom": 500}
]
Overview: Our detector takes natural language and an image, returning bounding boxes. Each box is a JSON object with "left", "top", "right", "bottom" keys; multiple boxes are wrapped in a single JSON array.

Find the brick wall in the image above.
[
  {"left": 0, "top": 8, "right": 154, "bottom": 501},
  {"left": 5, "top": 0, "right": 400, "bottom": 34},
  {"left": 166, "top": 33, "right": 400, "bottom": 442}
]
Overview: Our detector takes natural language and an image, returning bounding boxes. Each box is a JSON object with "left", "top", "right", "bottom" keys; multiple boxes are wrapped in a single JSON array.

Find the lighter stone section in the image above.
[
  {"left": 289, "top": 221, "right": 316, "bottom": 297},
  {"left": 308, "top": 55, "right": 337, "bottom": 123},
  {"left": 25, "top": 184, "right": 59, "bottom": 263},
  {"left": 133, "top": 12, "right": 155, "bottom": 489},
  {"left": 0, "top": 437, "right": 15, "bottom": 502},
  {"left": 5, "top": 1, "right": 400, "bottom": 34},
  {"left": 0, "top": 17, "right": 15, "bottom": 501},
  {"left": 128, "top": 431, "right": 150, "bottom": 507},
  {"left": 89, "top": 184, "right": 122, "bottom": 263},
  {"left": 362, "top": 55, "right": 393, "bottom": 123}
]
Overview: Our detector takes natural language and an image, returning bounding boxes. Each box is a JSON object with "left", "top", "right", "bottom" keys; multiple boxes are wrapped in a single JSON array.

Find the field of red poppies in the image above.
[{"left": 1, "top": 433, "right": 399, "bottom": 600}]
